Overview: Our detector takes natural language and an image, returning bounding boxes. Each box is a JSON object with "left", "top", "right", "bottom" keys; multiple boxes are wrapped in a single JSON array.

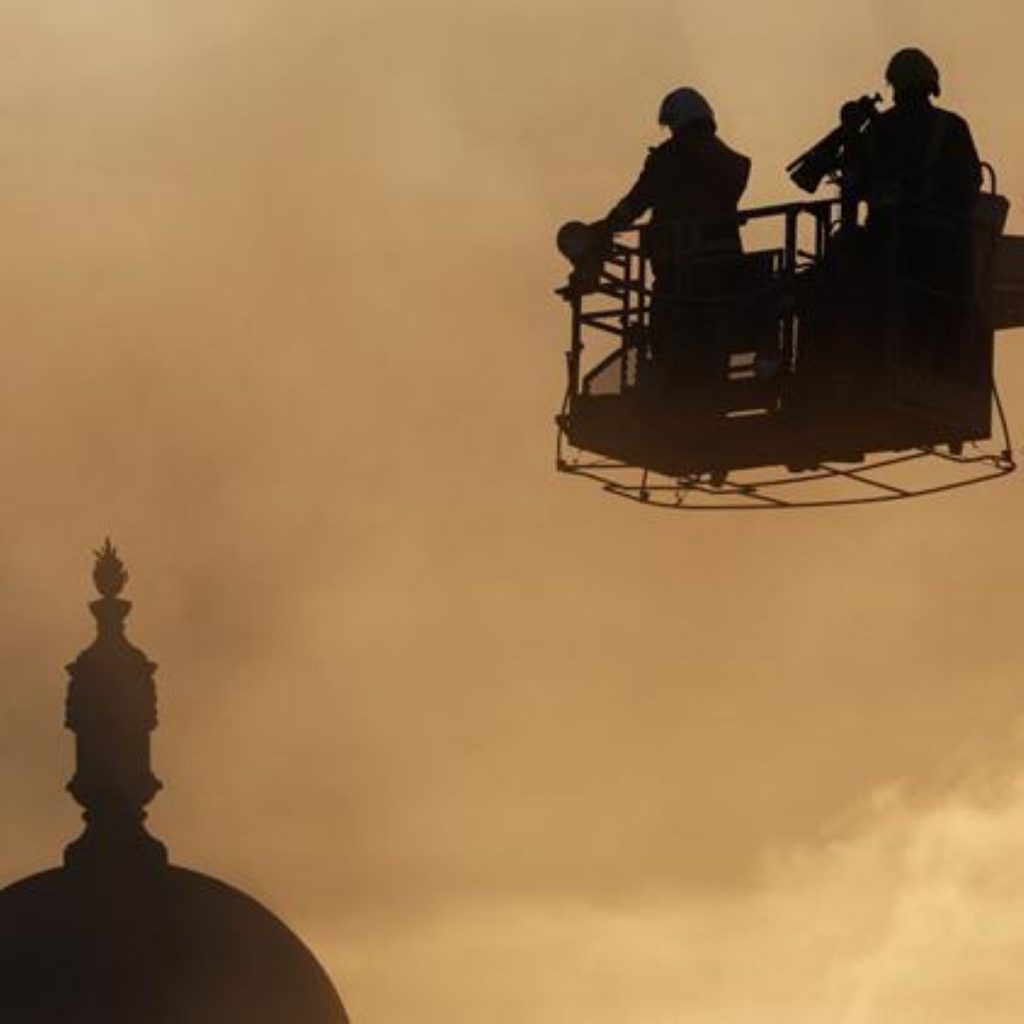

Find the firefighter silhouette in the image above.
[
  {"left": 859, "top": 49, "right": 982, "bottom": 376},
  {"left": 603, "top": 88, "right": 751, "bottom": 395}
]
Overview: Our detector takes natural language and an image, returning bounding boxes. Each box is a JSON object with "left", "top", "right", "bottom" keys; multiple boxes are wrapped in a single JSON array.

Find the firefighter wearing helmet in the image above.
[
  {"left": 859, "top": 49, "right": 982, "bottom": 373},
  {"left": 860, "top": 47, "right": 981, "bottom": 221},
  {"left": 604, "top": 87, "right": 750, "bottom": 248},
  {"left": 599, "top": 88, "right": 751, "bottom": 391}
]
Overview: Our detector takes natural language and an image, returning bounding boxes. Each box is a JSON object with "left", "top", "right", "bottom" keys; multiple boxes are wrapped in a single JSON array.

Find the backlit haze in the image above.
[{"left": 2, "top": 2, "right": 1024, "bottom": 1021}]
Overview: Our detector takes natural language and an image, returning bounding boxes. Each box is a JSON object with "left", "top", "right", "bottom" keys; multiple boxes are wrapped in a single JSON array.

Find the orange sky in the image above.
[{"left": 1, "top": 2, "right": 1024, "bottom": 1021}]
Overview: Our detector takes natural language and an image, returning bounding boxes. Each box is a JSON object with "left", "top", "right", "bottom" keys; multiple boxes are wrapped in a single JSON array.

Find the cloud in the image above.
[{"left": 327, "top": 763, "right": 1024, "bottom": 1023}]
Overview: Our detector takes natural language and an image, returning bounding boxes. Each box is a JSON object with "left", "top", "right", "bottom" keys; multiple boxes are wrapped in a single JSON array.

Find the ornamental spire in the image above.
[
  {"left": 92, "top": 538, "right": 128, "bottom": 599},
  {"left": 63, "top": 541, "right": 166, "bottom": 871}
]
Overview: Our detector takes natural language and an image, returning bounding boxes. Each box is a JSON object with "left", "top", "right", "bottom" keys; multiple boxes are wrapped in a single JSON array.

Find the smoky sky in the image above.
[{"left": 1, "top": 1, "right": 1024, "bottom": 1021}]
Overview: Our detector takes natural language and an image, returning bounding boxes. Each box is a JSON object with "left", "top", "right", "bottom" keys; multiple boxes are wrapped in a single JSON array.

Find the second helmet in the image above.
[{"left": 885, "top": 48, "right": 941, "bottom": 96}]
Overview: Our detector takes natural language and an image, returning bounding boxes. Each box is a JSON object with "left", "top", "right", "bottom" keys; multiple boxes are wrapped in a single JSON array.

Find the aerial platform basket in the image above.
[{"left": 556, "top": 197, "right": 1023, "bottom": 510}]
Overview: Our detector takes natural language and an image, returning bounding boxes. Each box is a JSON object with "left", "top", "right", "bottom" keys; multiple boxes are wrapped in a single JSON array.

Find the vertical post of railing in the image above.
[
  {"left": 568, "top": 291, "right": 583, "bottom": 400},
  {"left": 621, "top": 233, "right": 631, "bottom": 392},
  {"left": 782, "top": 208, "right": 799, "bottom": 375},
  {"left": 784, "top": 208, "right": 798, "bottom": 274},
  {"left": 819, "top": 204, "right": 833, "bottom": 259},
  {"left": 640, "top": 231, "right": 649, "bottom": 375}
]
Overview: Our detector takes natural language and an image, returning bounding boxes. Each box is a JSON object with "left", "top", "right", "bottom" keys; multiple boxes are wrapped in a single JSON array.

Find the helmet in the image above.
[
  {"left": 658, "top": 87, "right": 716, "bottom": 131},
  {"left": 885, "top": 48, "right": 941, "bottom": 96}
]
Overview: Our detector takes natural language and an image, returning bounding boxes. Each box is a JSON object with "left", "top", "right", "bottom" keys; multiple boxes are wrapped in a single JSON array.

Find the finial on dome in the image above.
[
  {"left": 65, "top": 541, "right": 165, "bottom": 871},
  {"left": 87, "top": 538, "right": 132, "bottom": 640},
  {"left": 92, "top": 538, "right": 128, "bottom": 599}
]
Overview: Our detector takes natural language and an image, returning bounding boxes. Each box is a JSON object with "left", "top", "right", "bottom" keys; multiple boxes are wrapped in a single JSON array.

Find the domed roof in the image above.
[
  {"left": 0, "top": 864, "right": 348, "bottom": 1023},
  {"left": 0, "top": 543, "right": 348, "bottom": 1022}
]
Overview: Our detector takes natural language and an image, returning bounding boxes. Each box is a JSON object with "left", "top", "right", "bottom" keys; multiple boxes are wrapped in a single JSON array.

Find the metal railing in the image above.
[{"left": 559, "top": 200, "right": 840, "bottom": 404}]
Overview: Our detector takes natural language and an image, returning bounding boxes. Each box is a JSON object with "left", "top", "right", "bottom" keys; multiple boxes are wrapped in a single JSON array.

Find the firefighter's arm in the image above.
[{"left": 604, "top": 152, "right": 656, "bottom": 231}]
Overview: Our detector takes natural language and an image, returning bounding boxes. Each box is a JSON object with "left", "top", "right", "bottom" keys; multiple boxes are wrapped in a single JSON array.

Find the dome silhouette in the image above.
[
  {"left": 0, "top": 866, "right": 347, "bottom": 1023},
  {"left": 0, "top": 542, "right": 349, "bottom": 1023}
]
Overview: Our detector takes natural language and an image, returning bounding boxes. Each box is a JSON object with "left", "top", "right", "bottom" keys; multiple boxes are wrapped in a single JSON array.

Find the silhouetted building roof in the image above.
[{"left": 0, "top": 542, "right": 349, "bottom": 1023}]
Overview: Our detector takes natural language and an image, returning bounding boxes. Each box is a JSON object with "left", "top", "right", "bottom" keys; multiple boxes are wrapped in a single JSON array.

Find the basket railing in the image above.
[{"left": 561, "top": 199, "right": 841, "bottom": 403}]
